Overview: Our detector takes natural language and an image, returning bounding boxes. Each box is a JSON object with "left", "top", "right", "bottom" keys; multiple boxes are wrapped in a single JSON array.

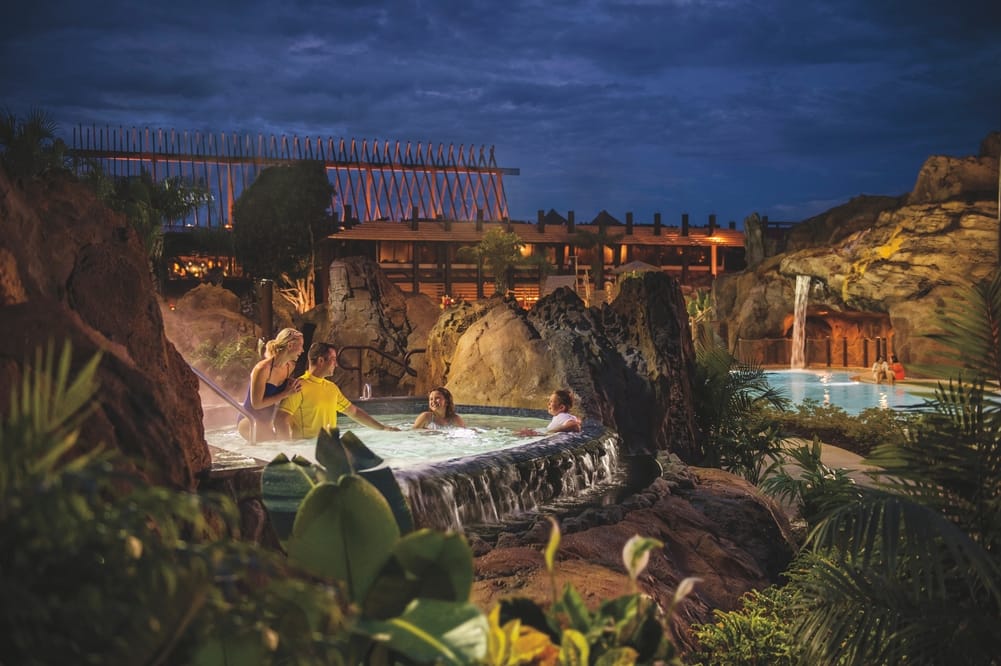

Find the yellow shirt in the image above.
[{"left": 277, "top": 371, "right": 352, "bottom": 439}]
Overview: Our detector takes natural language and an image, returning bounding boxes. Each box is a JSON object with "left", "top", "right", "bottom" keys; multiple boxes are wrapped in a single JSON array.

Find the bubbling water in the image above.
[{"left": 205, "top": 412, "right": 551, "bottom": 469}]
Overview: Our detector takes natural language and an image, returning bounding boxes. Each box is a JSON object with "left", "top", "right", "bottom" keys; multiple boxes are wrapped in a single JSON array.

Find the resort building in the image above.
[{"left": 69, "top": 125, "right": 746, "bottom": 304}]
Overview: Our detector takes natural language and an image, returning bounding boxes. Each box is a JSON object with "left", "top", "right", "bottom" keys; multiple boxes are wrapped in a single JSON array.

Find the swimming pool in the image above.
[{"left": 764, "top": 370, "right": 935, "bottom": 414}]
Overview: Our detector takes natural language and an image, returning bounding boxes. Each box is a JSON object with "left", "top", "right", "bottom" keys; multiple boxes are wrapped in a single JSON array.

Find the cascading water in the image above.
[
  {"left": 394, "top": 424, "right": 622, "bottom": 530},
  {"left": 790, "top": 275, "right": 810, "bottom": 368}
]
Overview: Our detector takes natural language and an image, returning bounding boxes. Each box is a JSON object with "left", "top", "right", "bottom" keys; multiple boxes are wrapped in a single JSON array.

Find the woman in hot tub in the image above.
[{"left": 413, "top": 386, "right": 466, "bottom": 430}]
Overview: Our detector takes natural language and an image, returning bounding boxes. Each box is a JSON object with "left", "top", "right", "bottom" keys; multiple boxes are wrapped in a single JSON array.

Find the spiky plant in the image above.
[
  {"left": 0, "top": 342, "right": 345, "bottom": 664},
  {"left": 692, "top": 345, "right": 789, "bottom": 482},
  {"left": 785, "top": 271, "right": 1001, "bottom": 665},
  {"left": 0, "top": 107, "right": 68, "bottom": 179}
]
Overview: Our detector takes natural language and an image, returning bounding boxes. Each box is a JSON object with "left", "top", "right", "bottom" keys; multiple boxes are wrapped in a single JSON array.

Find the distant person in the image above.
[
  {"left": 891, "top": 354, "right": 906, "bottom": 382},
  {"left": 871, "top": 356, "right": 891, "bottom": 384},
  {"left": 413, "top": 386, "right": 466, "bottom": 429},
  {"left": 237, "top": 328, "right": 304, "bottom": 442},
  {"left": 518, "top": 389, "right": 582, "bottom": 436},
  {"left": 275, "top": 342, "right": 399, "bottom": 439}
]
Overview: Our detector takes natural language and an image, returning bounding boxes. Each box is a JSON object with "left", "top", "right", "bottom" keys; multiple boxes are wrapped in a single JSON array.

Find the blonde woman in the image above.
[{"left": 237, "top": 328, "right": 304, "bottom": 441}]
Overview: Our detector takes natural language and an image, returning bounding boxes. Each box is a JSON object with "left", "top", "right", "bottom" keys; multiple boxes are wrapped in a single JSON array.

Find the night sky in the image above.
[{"left": 3, "top": 0, "right": 999, "bottom": 226}]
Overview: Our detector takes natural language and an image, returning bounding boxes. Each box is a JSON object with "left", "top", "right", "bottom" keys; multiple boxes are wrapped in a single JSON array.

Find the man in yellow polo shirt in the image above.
[{"left": 275, "top": 342, "right": 398, "bottom": 439}]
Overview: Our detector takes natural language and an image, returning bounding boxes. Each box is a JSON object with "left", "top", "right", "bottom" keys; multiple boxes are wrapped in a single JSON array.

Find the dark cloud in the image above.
[{"left": 2, "top": 0, "right": 998, "bottom": 224}]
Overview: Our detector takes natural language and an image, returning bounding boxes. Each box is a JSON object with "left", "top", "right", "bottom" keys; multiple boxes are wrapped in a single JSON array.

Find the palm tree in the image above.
[
  {"left": 786, "top": 271, "right": 1001, "bottom": 665},
  {"left": 456, "top": 227, "right": 524, "bottom": 297},
  {"left": 692, "top": 344, "right": 789, "bottom": 483},
  {"left": 0, "top": 107, "right": 68, "bottom": 179},
  {"left": 572, "top": 226, "right": 624, "bottom": 289},
  {"left": 81, "top": 166, "right": 212, "bottom": 290}
]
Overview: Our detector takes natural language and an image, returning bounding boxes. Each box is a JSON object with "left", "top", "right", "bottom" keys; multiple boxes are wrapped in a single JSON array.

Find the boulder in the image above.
[
  {"left": 0, "top": 170, "right": 208, "bottom": 489},
  {"left": 430, "top": 273, "right": 699, "bottom": 460},
  {"left": 314, "top": 256, "right": 440, "bottom": 398},
  {"left": 471, "top": 465, "right": 797, "bottom": 653}
]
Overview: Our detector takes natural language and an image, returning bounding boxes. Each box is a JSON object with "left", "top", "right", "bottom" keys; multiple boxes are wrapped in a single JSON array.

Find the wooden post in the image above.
[{"left": 258, "top": 279, "right": 274, "bottom": 341}]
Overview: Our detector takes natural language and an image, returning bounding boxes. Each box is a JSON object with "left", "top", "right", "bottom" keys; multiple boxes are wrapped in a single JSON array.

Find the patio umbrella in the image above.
[{"left": 612, "top": 260, "right": 662, "bottom": 274}]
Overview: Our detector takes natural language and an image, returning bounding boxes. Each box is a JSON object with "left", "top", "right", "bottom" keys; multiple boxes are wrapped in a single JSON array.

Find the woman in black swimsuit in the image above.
[{"left": 237, "top": 327, "right": 304, "bottom": 441}]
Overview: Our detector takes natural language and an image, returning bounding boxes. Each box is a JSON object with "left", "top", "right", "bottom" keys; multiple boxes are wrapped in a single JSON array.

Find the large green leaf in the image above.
[
  {"left": 356, "top": 599, "right": 489, "bottom": 665},
  {"left": 362, "top": 529, "right": 473, "bottom": 618},
  {"left": 286, "top": 476, "right": 399, "bottom": 602},
  {"left": 260, "top": 453, "right": 323, "bottom": 545},
  {"left": 316, "top": 428, "right": 414, "bottom": 533}
]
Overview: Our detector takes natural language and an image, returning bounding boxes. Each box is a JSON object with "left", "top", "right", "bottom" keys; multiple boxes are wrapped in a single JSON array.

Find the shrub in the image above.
[
  {"left": 754, "top": 399, "right": 913, "bottom": 456},
  {"left": 689, "top": 585, "right": 803, "bottom": 666}
]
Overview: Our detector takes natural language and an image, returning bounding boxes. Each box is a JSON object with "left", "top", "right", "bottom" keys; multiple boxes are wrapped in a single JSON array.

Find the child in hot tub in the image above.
[{"left": 518, "top": 389, "right": 582, "bottom": 436}]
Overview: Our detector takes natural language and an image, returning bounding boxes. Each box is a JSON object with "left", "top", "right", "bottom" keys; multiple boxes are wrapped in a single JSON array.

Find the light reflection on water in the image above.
[
  {"left": 206, "top": 413, "right": 550, "bottom": 469},
  {"left": 765, "top": 370, "right": 933, "bottom": 414}
]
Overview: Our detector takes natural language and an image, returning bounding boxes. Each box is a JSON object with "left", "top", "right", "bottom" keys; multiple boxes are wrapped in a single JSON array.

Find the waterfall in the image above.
[
  {"left": 790, "top": 275, "right": 810, "bottom": 368},
  {"left": 394, "top": 425, "right": 622, "bottom": 531}
]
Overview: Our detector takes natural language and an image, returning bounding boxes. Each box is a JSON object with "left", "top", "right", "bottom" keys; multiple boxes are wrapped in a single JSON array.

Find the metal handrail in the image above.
[
  {"left": 189, "top": 364, "right": 257, "bottom": 445},
  {"left": 337, "top": 346, "right": 425, "bottom": 397}
]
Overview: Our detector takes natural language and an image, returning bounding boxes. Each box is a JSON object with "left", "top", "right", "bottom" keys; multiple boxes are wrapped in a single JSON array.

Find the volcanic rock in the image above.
[{"left": 0, "top": 169, "right": 208, "bottom": 488}]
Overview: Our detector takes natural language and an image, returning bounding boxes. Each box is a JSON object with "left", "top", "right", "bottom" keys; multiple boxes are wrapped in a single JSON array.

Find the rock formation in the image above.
[
  {"left": 0, "top": 170, "right": 208, "bottom": 488},
  {"left": 470, "top": 458, "right": 797, "bottom": 653},
  {"left": 716, "top": 132, "right": 1000, "bottom": 367},
  {"left": 421, "top": 272, "right": 700, "bottom": 460},
  {"left": 303, "top": 256, "right": 440, "bottom": 398}
]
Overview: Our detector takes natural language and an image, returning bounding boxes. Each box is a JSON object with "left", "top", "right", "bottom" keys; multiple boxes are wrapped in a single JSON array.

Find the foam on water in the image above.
[{"left": 206, "top": 412, "right": 551, "bottom": 469}]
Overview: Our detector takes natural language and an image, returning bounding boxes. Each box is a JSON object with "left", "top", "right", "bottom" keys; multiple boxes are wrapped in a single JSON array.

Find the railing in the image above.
[
  {"left": 337, "top": 346, "right": 425, "bottom": 398},
  {"left": 189, "top": 364, "right": 257, "bottom": 445}
]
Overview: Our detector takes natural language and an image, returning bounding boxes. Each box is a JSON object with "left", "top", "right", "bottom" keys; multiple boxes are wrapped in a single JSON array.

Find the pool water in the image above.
[
  {"left": 206, "top": 412, "right": 551, "bottom": 469},
  {"left": 764, "top": 370, "right": 935, "bottom": 414}
]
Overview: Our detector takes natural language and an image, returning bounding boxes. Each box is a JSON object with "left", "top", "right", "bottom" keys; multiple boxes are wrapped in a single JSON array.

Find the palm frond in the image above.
[{"left": 807, "top": 492, "right": 1001, "bottom": 610}]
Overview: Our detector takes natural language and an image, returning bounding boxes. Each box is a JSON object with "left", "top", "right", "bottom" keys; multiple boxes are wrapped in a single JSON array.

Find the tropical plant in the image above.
[
  {"left": 782, "top": 270, "right": 1001, "bottom": 665},
  {"left": 754, "top": 400, "right": 914, "bottom": 457},
  {"left": 232, "top": 162, "right": 333, "bottom": 284},
  {"left": 80, "top": 165, "right": 212, "bottom": 288},
  {"left": 457, "top": 227, "right": 526, "bottom": 296},
  {"left": 573, "top": 226, "right": 624, "bottom": 288},
  {"left": 759, "top": 437, "right": 864, "bottom": 526},
  {"left": 692, "top": 345, "right": 789, "bottom": 482},
  {"left": 685, "top": 289, "right": 715, "bottom": 353},
  {"left": 491, "top": 518, "right": 697, "bottom": 665},
  {"left": 0, "top": 107, "right": 69, "bottom": 179},
  {"left": 0, "top": 342, "right": 347, "bottom": 664},
  {"left": 689, "top": 585, "right": 807, "bottom": 666}
]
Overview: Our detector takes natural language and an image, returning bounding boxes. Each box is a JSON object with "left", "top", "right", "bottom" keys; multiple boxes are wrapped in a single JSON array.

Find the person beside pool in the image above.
[
  {"left": 871, "top": 356, "right": 892, "bottom": 384},
  {"left": 237, "top": 327, "right": 304, "bottom": 442},
  {"left": 274, "top": 342, "right": 399, "bottom": 439},
  {"left": 518, "top": 389, "right": 582, "bottom": 436},
  {"left": 413, "top": 386, "right": 466, "bottom": 429},
  {"left": 891, "top": 354, "right": 906, "bottom": 382}
]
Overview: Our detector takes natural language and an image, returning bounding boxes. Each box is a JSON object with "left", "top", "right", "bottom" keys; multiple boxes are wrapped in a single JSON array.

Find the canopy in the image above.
[{"left": 612, "top": 260, "right": 662, "bottom": 274}]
